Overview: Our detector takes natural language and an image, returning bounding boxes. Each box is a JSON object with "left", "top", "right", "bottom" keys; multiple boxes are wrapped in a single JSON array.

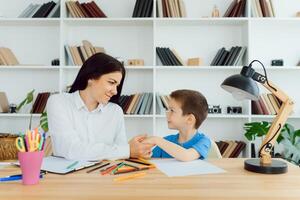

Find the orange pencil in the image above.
[{"left": 114, "top": 172, "right": 146, "bottom": 182}]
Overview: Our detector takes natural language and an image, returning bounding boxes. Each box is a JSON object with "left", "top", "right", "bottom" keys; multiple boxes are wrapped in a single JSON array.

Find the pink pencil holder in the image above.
[{"left": 18, "top": 151, "right": 44, "bottom": 185}]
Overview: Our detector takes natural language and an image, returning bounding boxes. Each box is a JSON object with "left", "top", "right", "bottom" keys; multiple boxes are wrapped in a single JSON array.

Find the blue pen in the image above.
[{"left": 0, "top": 172, "right": 46, "bottom": 182}]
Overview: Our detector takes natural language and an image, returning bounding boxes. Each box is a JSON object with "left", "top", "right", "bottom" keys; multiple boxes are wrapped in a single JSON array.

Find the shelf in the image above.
[
  {"left": 155, "top": 18, "right": 248, "bottom": 26},
  {"left": 63, "top": 18, "right": 153, "bottom": 26},
  {"left": 251, "top": 115, "right": 300, "bottom": 119},
  {"left": 156, "top": 114, "right": 249, "bottom": 119},
  {"left": 61, "top": 66, "right": 154, "bottom": 70},
  {"left": 1, "top": 66, "right": 298, "bottom": 71},
  {"left": 124, "top": 115, "right": 153, "bottom": 118},
  {"left": 155, "top": 66, "right": 244, "bottom": 70},
  {"left": 249, "top": 18, "right": 300, "bottom": 22},
  {"left": 0, "top": 18, "right": 60, "bottom": 26},
  {"left": 0, "top": 113, "right": 41, "bottom": 118},
  {"left": 0, "top": 66, "right": 60, "bottom": 70}
]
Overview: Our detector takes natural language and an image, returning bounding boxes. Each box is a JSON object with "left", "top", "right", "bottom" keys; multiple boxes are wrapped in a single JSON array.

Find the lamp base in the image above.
[{"left": 244, "top": 158, "right": 287, "bottom": 174}]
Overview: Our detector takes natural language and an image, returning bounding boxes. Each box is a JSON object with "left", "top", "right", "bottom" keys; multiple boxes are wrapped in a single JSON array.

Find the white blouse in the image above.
[{"left": 46, "top": 91, "right": 129, "bottom": 161}]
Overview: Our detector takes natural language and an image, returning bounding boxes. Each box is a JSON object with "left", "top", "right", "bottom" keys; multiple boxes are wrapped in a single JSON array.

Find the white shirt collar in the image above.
[{"left": 73, "top": 91, "right": 104, "bottom": 113}]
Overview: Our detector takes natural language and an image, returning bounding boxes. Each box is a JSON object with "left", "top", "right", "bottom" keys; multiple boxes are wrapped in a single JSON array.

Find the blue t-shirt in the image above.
[{"left": 151, "top": 132, "right": 211, "bottom": 159}]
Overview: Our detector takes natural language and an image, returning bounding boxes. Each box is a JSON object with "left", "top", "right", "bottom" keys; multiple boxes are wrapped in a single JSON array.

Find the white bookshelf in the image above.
[{"left": 0, "top": 0, "right": 300, "bottom": 157}]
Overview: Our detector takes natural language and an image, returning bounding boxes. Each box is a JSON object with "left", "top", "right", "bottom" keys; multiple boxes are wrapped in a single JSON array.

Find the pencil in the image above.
[
  {"left": 101, "top": 162, "right": 123, "bottom": 175},
  {"left": 124, "top": 159, "right": 151, "bottom": 166},
  {"left": 124, "top": 162, "right": 140, "bottom": 169},
  {"left": 86, "top": 163, "right": 110, "bottom": 173},
  {"left": 113, "top": 172, "right": 146, "bottom": 182}
]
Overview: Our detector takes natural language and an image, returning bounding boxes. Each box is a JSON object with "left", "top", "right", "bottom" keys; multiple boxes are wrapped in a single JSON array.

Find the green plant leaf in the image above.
[
  {"left": 16, "top": 89, "right": 35, "bottom": 111},
  {"left": 243, "top": 121, "right": 270, "bottom": 141},
  {"left": 40, "top": 111, "right": 48, "bottom": 132}
]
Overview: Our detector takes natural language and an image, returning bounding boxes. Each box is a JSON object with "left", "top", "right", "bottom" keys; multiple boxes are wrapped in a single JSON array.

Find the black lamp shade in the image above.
[{"left": 221, "top": 74, "right": 259, "bottom": 101}]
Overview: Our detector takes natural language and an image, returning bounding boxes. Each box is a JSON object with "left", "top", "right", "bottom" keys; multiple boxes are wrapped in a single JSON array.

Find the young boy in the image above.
[{"left": 142, "top": 89, "right": 211, "bottom": 161}]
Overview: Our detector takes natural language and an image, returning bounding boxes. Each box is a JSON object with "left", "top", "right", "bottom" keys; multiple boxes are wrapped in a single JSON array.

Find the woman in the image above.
[{"left": 47, "top": 53, "right": 152, "bottom": 160}]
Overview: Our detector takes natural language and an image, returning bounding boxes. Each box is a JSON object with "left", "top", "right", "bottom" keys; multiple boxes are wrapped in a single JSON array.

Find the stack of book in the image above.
[
  {"left": 223, "top": 0, "right": 246, "bottom": 17},
  {"left": 156, "top": 0, "right": 186, "bottom": 18},
  {"left": 132, "top": 0, "right": 153, "bottom": 17},
  {"left": 18, "top": 1, "right": 60, "bottom": 18},
  {"left": 156, "top": 47, "right": 184, "bottom": 66},
  {"left": 251, "top": 93, "right": 282, "bottom": 115},
  {"left": 210, "top": 46, "right": 246, "bottom": 66},
  {"left": 251, "top": 0, "right": 275, "bottom": 17},
  {"left": 156, "top": 94, "right": 170, "bottom": 114},
  {"left": 216, "top": 140, "right": 246, "bottom": 158},
  {"left": 31, "top": 92, "right": 51, "bottom": 113},
  {"left": 65, "top": 40, "right": 105, "bottom": 66},
  {"left": 119, "top": 93, "right": 153, "bottom": 115},
  {"left": 0, "top": 48, "right": 19, "bottom": 65},
  {"left": 66, "top": 0, "right": 106, "bottom": 18}
]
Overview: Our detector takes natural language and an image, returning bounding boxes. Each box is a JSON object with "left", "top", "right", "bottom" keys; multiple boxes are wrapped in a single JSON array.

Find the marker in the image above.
[{"left": 66, "top": 161, "right": 79, "bottom": 169}]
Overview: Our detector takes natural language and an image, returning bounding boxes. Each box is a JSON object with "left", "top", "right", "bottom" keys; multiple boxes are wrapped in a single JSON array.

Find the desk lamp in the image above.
[{"left": 221, "top": 60, "right": 294, "bottom": 174}]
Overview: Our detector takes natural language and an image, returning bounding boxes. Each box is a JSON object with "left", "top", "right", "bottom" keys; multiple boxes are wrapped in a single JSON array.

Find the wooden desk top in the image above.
[{"left": 0, "top": 158, "right": 299, "bottom": 200}]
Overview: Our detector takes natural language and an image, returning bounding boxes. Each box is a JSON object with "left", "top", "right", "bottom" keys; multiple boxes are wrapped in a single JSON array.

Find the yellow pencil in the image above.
[
  {"left": 113, "top": 172, "right": 146, "bottom": 182},
  {"left": 137, "top": 157, "right": 154, "bottom": 166}
]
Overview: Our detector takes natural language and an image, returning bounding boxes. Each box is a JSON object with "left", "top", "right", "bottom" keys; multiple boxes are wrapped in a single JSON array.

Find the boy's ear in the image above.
[{"left": 187, "top": 113, "right": 196, "bottom": 126}]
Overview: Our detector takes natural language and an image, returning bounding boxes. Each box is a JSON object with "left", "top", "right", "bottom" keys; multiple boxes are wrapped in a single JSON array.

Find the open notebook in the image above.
[{"left": 41, "top": 156, "right": 101, "bottom": 174}]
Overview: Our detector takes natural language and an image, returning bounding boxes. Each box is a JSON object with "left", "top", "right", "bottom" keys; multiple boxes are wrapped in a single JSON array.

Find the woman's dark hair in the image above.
[{"left": 69, "top": 53, "right": 126, "bottom": 104}]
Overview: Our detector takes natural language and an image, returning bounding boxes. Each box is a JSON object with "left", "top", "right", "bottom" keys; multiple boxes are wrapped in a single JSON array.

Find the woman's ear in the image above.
[{"left": 87, "top": 79, "right": 93, "bottom": 87}]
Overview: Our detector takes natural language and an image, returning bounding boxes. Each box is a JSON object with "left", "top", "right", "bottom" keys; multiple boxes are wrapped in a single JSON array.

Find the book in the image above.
[
  {"left": 145, "top": 93, "right": 153, "bottom": 114},
  {"left": 90, "top": 1, "right": 107, "bottom": 17},
  {"left": 48, "top": 1, "right": 60, "bottom": 18},
  {"left": 216, "top": 50, "right": 229, "bottom": 66},
  {"left": 228, "top": 46, "right": 241, "bottom": 66},
  {"left": 0, "top": 48, "right": 19, "bottom": 65},
  {"left": 223, "top": 47, "right": 235, "bottom": 65},
  {"left": 157, "top": 0, "right": 163, "bottom": 17},
  {"left": 171, "top": 49, "right": 184, "bottom": 65},
  {"left": 144, "top": 0, "right": 153, "bottom": 17},
  {"left": 132, "top": 0, "right": 142, "bottom": 17},
  {"left": 18, "top": 3, "right": 34, "bottom": 18},
  {"left": 134, "top": 93, "right": 146, "bottom": 114},
  {"left": 210, "top": 47, "right": 224, "bottom": 66},
  {"left": 233, "top": 46, "right": 246, "bottom": 66},
  {"left": 66, "top": 2, "right": 77, "bottom": 17},
  {"left": 41, "top": 156, "right": 101, "bottom": 174},
  {"left": 212, "top": 47, "right": 225, "bottom": 66},
  {"left": 64, "top": 45, "right": 75, "bottom": 66},
  {"left": 139, "top": 93, "right": 150, "bottom": 114},
  {"left": 0, "top": 92, "right": 9, "bottom": 113},
  {"left": 224, "top": 0, "right": 237, "bottom": 17}
]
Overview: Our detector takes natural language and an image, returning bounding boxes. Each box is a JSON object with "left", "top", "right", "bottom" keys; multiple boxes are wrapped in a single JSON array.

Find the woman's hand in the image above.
[
  {"left": 129, "top": 134, "right": 154, "bottom": 158},
  {"left": 142, "top": 136, "right": 160, "bottom": 145}
]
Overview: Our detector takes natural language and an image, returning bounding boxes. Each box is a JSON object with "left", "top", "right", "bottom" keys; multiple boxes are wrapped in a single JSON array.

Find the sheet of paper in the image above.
[
  {"left": 41, "top": 156, "right": 97, "bottom": 174},
  {"left": 151, "top": 159, "right": 226, "bottom": 177}
]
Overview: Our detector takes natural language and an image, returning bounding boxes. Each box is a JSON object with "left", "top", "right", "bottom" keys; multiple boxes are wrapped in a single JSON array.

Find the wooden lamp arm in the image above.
[{"left": 259, "top": 80, "right": 294, "bottom": 164}]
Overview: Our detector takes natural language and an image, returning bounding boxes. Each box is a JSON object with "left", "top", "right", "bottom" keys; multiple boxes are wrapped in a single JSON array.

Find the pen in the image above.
[
  {"left": 113, "top": 172, "right": 146, "bottom": 182},
  {"left": 86, "top": 162, "right": 110, "bottom": 173},
  {"left": 66, "top": 161, "right": 79, "bottom": 169},
  {"left": 0, "top": 172, "right": 46, "bottom": 182}
]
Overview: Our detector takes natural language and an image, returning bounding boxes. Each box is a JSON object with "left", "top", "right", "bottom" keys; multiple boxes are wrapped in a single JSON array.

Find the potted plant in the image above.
[{"left": 244, "top": 121, "right": 300, "bottom": 165}]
